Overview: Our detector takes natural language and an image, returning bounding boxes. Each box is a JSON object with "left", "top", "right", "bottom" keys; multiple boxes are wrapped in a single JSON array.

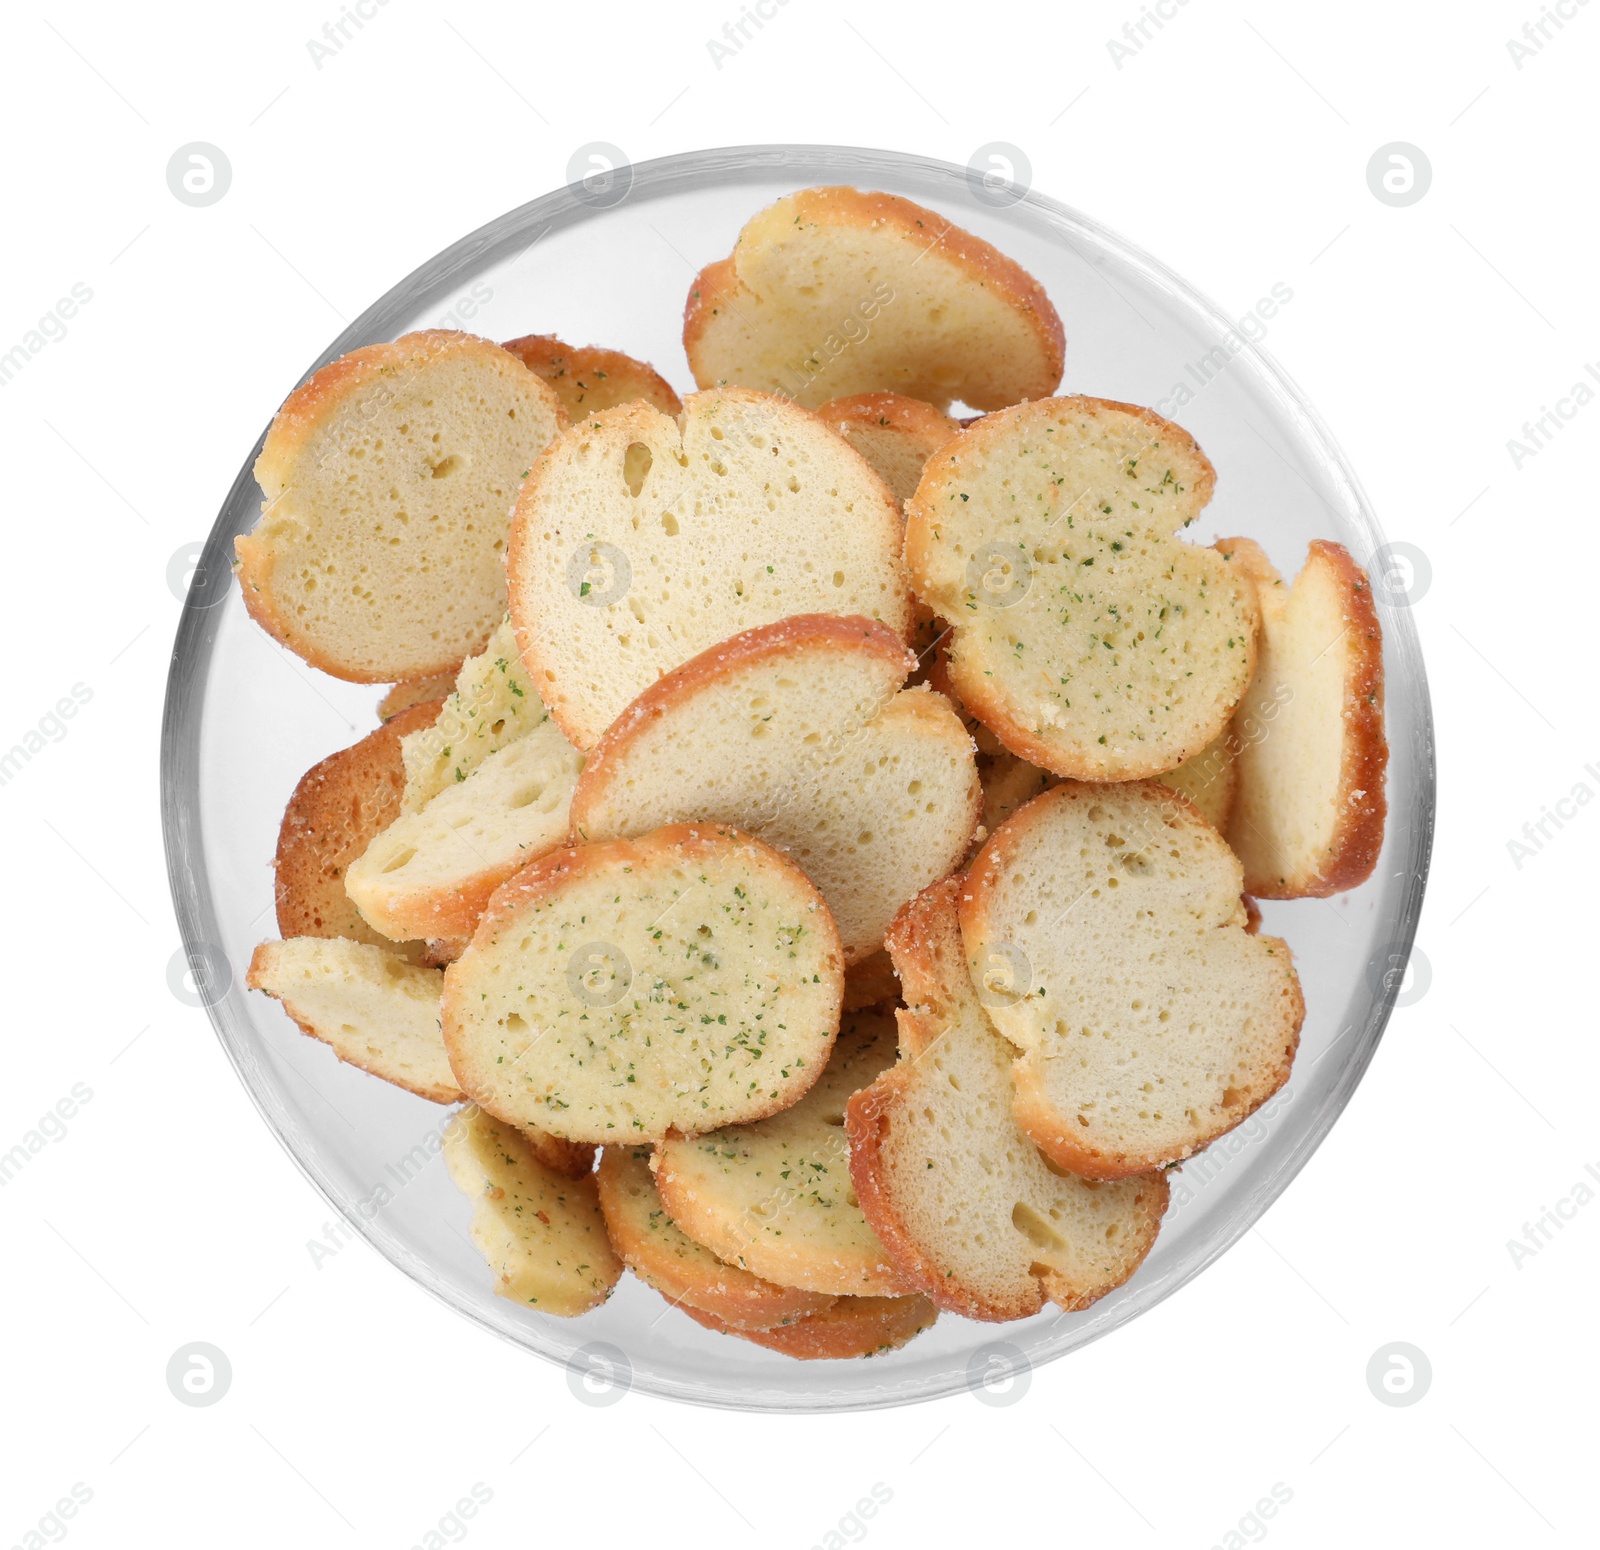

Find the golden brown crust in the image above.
[
  {"left": 377, "top": 676, "right": 458, "bottom": 722},
  {"left": 842, "top": 949, "right": 900, "bottom": 1011},
  {"left": 813, "top": 391, "right": 961, "bottom": 446},
  {"left": 677, "top": 1293, "right": 937, "bottom": 1360},
  {"left": 273, "top": 700, "right": 444, "bottom": 949},
  {"left": 501, "top": 334, "right": 682, "bottom": 418},
  {"left": 418, "top": 937, "right": 467, "bottom": 968},
  {"left": 568, "top": 614, "right": 916, "bottom": 840}
]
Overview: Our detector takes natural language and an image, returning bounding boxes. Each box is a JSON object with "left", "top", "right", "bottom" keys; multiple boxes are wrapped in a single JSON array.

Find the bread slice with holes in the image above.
[
  {"left": 502, "top": 334, "right": 682, "bottom": 419},
  {"left": 960, "top": 782, "right": 1304, "bottom": 1179},
  {"left": 442, "top": 1104, "right": 621, "bottom": 1315},
  {"left": 237, "top": 331, "right": 567, "bottom": 682},
  {"left": 596, "top": 1145, "right": 835, "bottom": 1331},
  {"left": 906, "top": 397, "right": 1259, "bottom": 781},
  {"left": 653, "top": 1011, "right": 910, "bottom": 1296},
  {"left": 378, "top": 674, "right": 458, "bottom": 722},
  {"left": 506, "top": 387, "right": 911, "bottom": 749},
  {"left": 1216, "top": 538, "right": 1387, "bottom": 896},
  {"left": 442, "top": 823, "right": 843, "bottom": 1142},
  {"left": 568, "top": 615, "right": 979, "bottom": 964},
  {"left": 400, "top": 619, "right": 554, "bottom": 811},
  {"left": 679, "top": 1292, "right": 936, "bottom": 1359},
  {"left": 847, "top": 879, "right": 1168, "bottom": 1320},
  {"left": 246, "top": 937, "right": 461, "bottom": 1102},
  {"left": 274, "top": 699, "right": 442, "bottom": 954},
  {"left": 683, "top": 187, "right": 1064, "bottom": 412},
  {"left": 347, "top": 719, "right": 584, "bottom": 944}
]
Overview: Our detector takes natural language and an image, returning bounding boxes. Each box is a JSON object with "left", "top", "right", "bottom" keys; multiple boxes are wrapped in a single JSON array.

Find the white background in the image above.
[{"left": 2, "top": 1, "right": 1594, "bottom": 1545}]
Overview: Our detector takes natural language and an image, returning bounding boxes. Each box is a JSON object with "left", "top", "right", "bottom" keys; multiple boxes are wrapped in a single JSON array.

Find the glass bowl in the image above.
[{"left": 162, "top": 144, "right": 1434, "bottom": 1411}]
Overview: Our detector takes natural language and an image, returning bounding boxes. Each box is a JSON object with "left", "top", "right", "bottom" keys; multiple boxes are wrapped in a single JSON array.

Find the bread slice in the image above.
[
  {"left": 596, "top": 1145, "right": 835, "bottom": 1330},
  {"left": 400, "top": 619, "right": 555, "bottom": 812},
  {"left": 847, "top": 880, "right": 1168, "bottom": 1320},
  {"left": 273, "top": 700, "right": 442, "bottom": 953},
  {"left": 679, "top": 1293, "right": 936, "bottom": 1359},
  {"left": 442, "top": 1104, "right": 621, "bottom": 1315},
  {"left": 906, "top": 397, "right": 1259, "bottom": 780},
  {"left": 378, "top": 674, "right": 457, "bottom": 722},
  {"left": 653, "top": 1011, "right": 909, "bottom": 1296},
  {"left": 441, "top": 823, "right": 843, "bottom": 1142},
  {"left": 246, "top": 937, "right": 460, "bottom": 1102},
  {"left": 960, "top": 782, "right": 1304, "bottom": 1178},
  {"left": 237, "top": 331, "right": 567, "bottom": 682},
  {"left": 1156, "top": 731, "right": 1238, "bottom": 832},
  {"left": 506, "top": 387, "right": 911, "bottom": 749},
  {"left": 501, "top": 334, "right": 682, "bottom": 419},
  {"left": 347, "top": 719, "right": 584, "bottom": 944},
  {"left": 682, "top": 187, "right": 1063, "bottom": 412},
  {"left": 813, "top": 393, "right": 960, "bottom": 504},
  {"left": 568, "top": 615, "right": 979, "bottom": 963},
  {"left": 1216, "top": 538, "right": 1387, "bottom": 896},
  {"left": 842, "top": 950, "right": 900, "bottom": 1012}
]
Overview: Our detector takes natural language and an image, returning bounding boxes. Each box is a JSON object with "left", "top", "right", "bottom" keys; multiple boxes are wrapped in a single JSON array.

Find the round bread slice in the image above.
[
  {"left": 502, "top": 334, "right": 682, "bottom": 419},
  {"left": 653, "top": 1010, "right": 910, "bottom": 1296},
  {"left": 847, "top": 880, "right": 1168, "bottom": 1321},
  {"left": 1217, "top": 538, "right": 1387, "bottom": 896},
  {"left": 237, "top": 331, "right": 567, "bottom": 682},
  {"left": 960, "top": 782, "right": 1304, "bottom": 1179},
  {"left": 596, "top": 1145, "right": 835, "bottom": 1331},
  {"left": 273, "top": 699, "right": 442, "bottom": 953},
  {"left": 441, "top": 823, "right": 843, "bottom": 1143},
  {"left": 442, "top": 1104, "right": 621, "bottom": 1316},
  {"left": 813, "top": 393, "right": 960, "bottom": 504},
  {"left": 378, "top": 674, "right": 458, "bottom": 722},
  {"left": 906, "top": 397, "right": 1259, "bottom": 781},
  {"left": 346, "top": 719, "right": 584, "bottom": 944},
  {"left": 506, "top": 387, "right": 911, "bottom": 749},
  {"left": 678, "top": 1293, "right": 936, "bottom": 1360},
  {"left": 682, "top": 186, "right": 1064, "bottom": 412},
  {"left": 568, "top": 615, "right": 979, "bottom": 964},
  {"left": 246, "top": 937, "right": 460, "bottom": 1102}
]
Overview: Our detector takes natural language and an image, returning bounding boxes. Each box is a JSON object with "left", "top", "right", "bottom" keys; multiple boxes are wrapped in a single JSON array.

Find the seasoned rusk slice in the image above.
[
  {"left": 1217, "top": 538, "right": 1387, "bottom": 896},
  {"left": 442, "top": 1104, "right": 621, "bottom": 1316},
  {"left": 501, "top": 334, "right": 682, "bottom": 418},
  {"left": 906, "top": 397, "right": 1258, "bottom": 781},
  {"left": 683, "top": 187, "right": 1064, "bottom": 412},
  {"left": 679, "top": 1293, "right": 937, "bottom": 1360},
  {"left": 246, "top": 937, "right": 460, "bottom": 1102},
  {"left": 441, "top": 824, "right": 843, "bottom": 1143},
  {"left": 842, "top": 950, "right": 900, "bottom": 1012},
  {"left": 346, "top": 719, "right": 584, "bottom": 943},
  {"left": 813, "top": 393, "right": 960, "bottom": 504},
  {"left": 507, "top": 388, "right": 911, "bottom": 749},
  {"left": 378, "top": 674, "right": 458, "bottom": 722},
  {"left": 273, "top": 699, "right": 442, "bottom": 953},
  {"left": 1156, "top": 731, "right": 1238, "bottom": 832},
  {"left": 237, "top": 331, "right": 567, "bottom": 682},
  {"left": 848, "top": 880, "right": 1168, "bottom": 1320},
  {"left": 960, "top": 782, "right": 1304, "bottom": 1179},
  {"left": 400, "top": 619, "right": 554, "bottom": 811},
  {"left": 568, "top": 616, "right": 979, "bottom": 964},
  {"left": 596, "top": 1146, "right": 835, "bottom": 1331},
  {"left": 653, "top": 1011, "right": 910, "bottom": 1296}
]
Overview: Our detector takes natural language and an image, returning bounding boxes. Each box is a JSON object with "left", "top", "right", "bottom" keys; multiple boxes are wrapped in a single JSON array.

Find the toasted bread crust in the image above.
[
  {"left": 813, "top": 391, "right": 962, "bottom": 462},
  {"left": 378, "top": 676, "right": 458, "bottom": 722},
  {"left": 677, "top": 1293, "right": 937, "bottom": 1359},
  {"left": 842, "top": 949, "right": 900, "bottom": 1011},
  {"left": 501, "top": 334, "right": 682, "bottom": 418}
]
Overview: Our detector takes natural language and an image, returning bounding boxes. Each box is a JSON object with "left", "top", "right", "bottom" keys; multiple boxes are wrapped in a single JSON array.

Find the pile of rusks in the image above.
[{"left": 242, "top": 186, "right": 1387, "bottom": 1360}]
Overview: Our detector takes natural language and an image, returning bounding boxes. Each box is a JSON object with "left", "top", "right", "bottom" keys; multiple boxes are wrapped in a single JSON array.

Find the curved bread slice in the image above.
[
  {"left": 653, "top": 1011, "right": 909, "bottom": 1296},
  {"left": 906, "top": 397, "right": 1258, "bottom": 780},
  {"left": 246, "top": 937, "right": 460, "bottom": 1102},
  {"left": 507, "top": 387, "right": 910, "bottom": 748},
  {"left": 378, "top": 675, "right": 457, "bottom": 722},
  {"left": 961, "top": 782, "right": 1304, "bottom": 1178},
  {"left": 1218, "top": 538, "right": 1387, "bottom": 896},
  {"left": 441, "top": 823, "right": 843, "bottom": 1142},
  {"left": 1156, "top": 731, "right": 1238, "bottom": 832},
  {"left": 848, "top": 880, "right": 1168, "bottom": 1320},
  {"left": 814, "top": 393, "right": 960, "bottom": 504},
  {"left": 238, "top": 331, "right": 567, "bottom": 682},
  {"left": 679, "top": 1293, "right": 936, "bottom": 1360},
  {"left": 347, "top": 720, "right": 583, "bottom": 943},
  {"left": 502, "top": 334, "right": 682, "bottom": 418},
  {"left": 843, "top": 950, "right": 900, "bottom": 1012},
  {"left": 683, "top": 187, "right": 1063, "bottom": 412},
  {"left": 596, "top": 1146, "right": 834, "bottom": 1331},
  {"left": 568, "top": 616, "right": 979, "bottom": 963},
  {"left": 442, "top": 1104, "right": 621, "bottom": 1315},
  {"left": 274, "top": 700, "right": 442, "bottom": 952},
  {"left": 401, "top": 619, "right": 554, "bottom": 811}
]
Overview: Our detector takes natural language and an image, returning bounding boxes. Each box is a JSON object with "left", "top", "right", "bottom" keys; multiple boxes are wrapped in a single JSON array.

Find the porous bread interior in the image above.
[
  {"left": 501, "top": 334, "right": 682, "bottom": 418},
  {"left": 653, "top": 1011, "right": 906, "bottom": 1296},
  {"left": 507, "top": 389, "right": 910, "bottom": 748},
  {"left": 815, "top": 395, "right": 960, "bottom": 504},
  {"left": 1156, "top": 730, "right": 1237, "bottom": 831},
  {"left": 443, "top": 828, "right": 841, "bottom": 1142},
  {"left": 441, "top": 1104, "right": 620, "bottom": 1315}
]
